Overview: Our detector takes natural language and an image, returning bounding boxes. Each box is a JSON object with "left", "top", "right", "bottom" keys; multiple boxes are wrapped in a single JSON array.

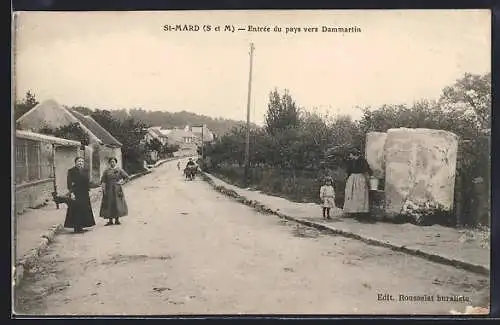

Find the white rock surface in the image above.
[
  {"left": 383, "top": 128, "right": 459, "bottom": 219},
  {"left": 365, "top": 132, "right": 387, "bottom": 179}
]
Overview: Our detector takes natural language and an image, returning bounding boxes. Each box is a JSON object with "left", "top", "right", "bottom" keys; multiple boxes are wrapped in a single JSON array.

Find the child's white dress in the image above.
[{"left": 320, "top": 185, "right": 336, "bottom": 208}]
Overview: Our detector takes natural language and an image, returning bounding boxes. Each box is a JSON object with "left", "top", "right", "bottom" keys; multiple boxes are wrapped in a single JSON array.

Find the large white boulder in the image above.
[
  {"left": 383, "top": 128, "right": 459, "bottom": 219},
  {"left": 365, "top": 132, "right": 387, "bottom": 179}
]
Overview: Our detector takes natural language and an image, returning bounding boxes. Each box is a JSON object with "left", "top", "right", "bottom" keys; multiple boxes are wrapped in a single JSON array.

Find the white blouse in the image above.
[{"left": 320, "top": 185, "right": 335, "bottom": 198}]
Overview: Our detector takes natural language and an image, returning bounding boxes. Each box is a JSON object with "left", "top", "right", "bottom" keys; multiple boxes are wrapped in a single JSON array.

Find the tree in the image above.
[
  {"left": 38, "top": 123, "right": 90, "bottom": 145},
  {"left": 264, "top": 89, "right": 300, "bottom": 135},
  {"left": 15, "top": 90, "right": 39, "bottom": 121},
  {"left": 439, "top": 72, "right": 491, "bottom": 129},
  {"left": 91, "top": 109, "right": 148, "bottom": 173},
  {"left": 163, "top": 143, "right": 180, "bottom": 157},
  {"left": 145, "top": 138, "right": 163, "bottom": 153}
]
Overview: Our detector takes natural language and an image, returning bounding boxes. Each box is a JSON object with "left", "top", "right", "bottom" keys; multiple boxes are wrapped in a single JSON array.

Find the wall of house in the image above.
[
  {"left": 98, "top": 146, "right": 123, "bottom": 177},
  {"left": 15, "top": 179, "right": 55, "bottom": 215},
  {"left": 83, "top": 146, "right": 93, "bottom": 183},
  {"left": 15, "top": 135, "right": 57, "bottom": 214},
  {"left": 54, "top": 146, "right": 81, "bottom": 194},
  {"left": 17, "top": 101, "right": 76, "bottom": 131}
]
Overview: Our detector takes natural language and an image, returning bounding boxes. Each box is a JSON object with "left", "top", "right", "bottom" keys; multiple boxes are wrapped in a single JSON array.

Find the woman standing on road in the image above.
[
  {"left": 64, "top": 157, "right": 96, "bottom": 233},
  {"left": 343, "top": 148, "right": 373, "bottom": 221},
  {"left": 99, "top": 157, "right": 130, "bottom": 226}
]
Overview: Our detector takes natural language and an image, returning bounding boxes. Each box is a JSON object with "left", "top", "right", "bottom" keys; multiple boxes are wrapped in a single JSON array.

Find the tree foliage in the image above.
[
  {"left": 15, "top": 91, "right": 39, "bottom": 121},
  {"left": 264, "top": 89, "right": 301, "bottom": 135},
  {"left": 90, "top": 109, "right": 148, "bottom": 174},
  {"left": 88, "top": 108, "right": 256, "bottom": 137},
  {"left": 145, "top": 138, "right": 163, "bottom": 153},
  {"left": 38, "top": 123, "right": 90, "bottom": 145},
  {"left": 439, "top": 72, "right": 491, "bottom": 129}
]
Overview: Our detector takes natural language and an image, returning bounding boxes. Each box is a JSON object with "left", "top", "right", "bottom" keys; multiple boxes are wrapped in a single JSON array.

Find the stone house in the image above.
[
  {"left": 16, "top": 99, "right": 123, "bottom": 185},
  {"left": 164, "top": 127, "right": 199, "bottom": 156},
  {"left": 143, "top": 127, "right": 169, "bottom": 146},
  {"left": 14, "top": 130, "right": 82, "bottom": 214}
]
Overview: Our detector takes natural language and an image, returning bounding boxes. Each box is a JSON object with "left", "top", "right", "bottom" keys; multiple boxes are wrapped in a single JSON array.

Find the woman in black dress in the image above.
[{"left": 64, "top": 157, "right": 96, "bottom": 233}]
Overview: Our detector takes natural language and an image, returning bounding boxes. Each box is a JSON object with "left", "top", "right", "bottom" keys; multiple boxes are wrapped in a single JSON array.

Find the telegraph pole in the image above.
[
  {"left": 201, "top": 125, "right": 204, "bottom": 159},
  {"left": 244, "top": 43, "right": 255, "bottom": 187}
]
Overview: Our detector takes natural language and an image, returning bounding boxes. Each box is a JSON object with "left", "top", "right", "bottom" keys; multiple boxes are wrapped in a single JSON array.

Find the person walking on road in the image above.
[
  {"left": 177, "top": 161, "right": 181, "bottom": 171},
  {"left": 343, "top": 148, "right": 373, "bottom": 221},
  {"left": 99, "top": 157, "right": 130, "bottom": 226},
  {"left": 320, "top": 176, "right": 336, "bottom": 220},
  {"left": 64, "top": 157, "right": 96, "bottom": 233}
]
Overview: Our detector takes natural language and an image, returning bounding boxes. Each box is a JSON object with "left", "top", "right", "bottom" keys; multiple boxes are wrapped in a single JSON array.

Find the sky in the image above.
[{"left": 13, "top": 10, "right": 491, "bottom": 125}]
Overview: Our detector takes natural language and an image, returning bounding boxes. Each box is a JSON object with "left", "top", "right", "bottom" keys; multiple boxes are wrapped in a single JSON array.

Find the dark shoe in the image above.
[
  {"left": 114, "top": 219, "right": 121, "bottom": 225},
  {"left": 104, "top": 221, "right": 113, "bottom": 226}
]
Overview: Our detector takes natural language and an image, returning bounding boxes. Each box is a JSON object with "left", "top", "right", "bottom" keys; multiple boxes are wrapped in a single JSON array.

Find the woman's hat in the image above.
[{"left": 324, "top": 176, "right": 333, "bottom": 181}]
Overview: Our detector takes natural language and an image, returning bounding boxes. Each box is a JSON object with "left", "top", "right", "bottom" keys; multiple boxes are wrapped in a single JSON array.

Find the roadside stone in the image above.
[
  {"left": 41, "top": 230, "right": 55, "bottom": 242},
  {"left": 39, "top": 237, "right": 49, "bottom": 251}
]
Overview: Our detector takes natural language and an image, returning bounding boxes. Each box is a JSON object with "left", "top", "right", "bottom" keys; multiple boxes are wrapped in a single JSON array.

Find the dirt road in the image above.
[{"left": 14, "top": 159, "right": 489, "bottom": 315}]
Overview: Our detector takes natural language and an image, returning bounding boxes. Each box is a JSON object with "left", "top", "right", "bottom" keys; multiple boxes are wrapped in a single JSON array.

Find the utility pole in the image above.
[
  {"left": 201, "top": 125, "right": 204, "bottom": 160},
  {"left": 244, "top": 43, "right": 255, "bottom": 187}
]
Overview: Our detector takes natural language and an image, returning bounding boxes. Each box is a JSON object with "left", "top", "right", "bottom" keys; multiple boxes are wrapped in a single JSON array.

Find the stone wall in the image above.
[
  {"left": 383, "top": 128, "right": 459, "bottom": 219},
  {"left": 15, "top": 179, "right": 54, "bottom": 215}
]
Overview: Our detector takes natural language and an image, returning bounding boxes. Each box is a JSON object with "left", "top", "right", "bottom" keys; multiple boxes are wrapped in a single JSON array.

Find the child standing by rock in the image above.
[{"left": 320, "top": 176, "right": 336, "bottom": 220}]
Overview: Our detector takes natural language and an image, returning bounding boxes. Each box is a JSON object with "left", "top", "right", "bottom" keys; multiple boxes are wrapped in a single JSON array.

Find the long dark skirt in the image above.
[
  {"left": 99, "top": 185, "right": 128, "bottom": 219},
  {"left": 64, "top": 191, "right": 96, "bottom": 229}
]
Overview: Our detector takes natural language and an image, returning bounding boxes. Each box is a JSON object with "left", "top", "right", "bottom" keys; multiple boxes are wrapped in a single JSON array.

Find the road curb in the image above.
[
  {"left": 13, "top": 223, "right": 63, "bottom": 288},
  {"left": 201, "top": 171, "right": 490, "bottom": 277},
  {"left": 13, "top": 167, "right": 161, "bottom": 289}
]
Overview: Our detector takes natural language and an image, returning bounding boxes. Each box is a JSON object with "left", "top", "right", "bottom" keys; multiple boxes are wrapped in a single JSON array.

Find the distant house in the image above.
[
  {"left": 190, "top": 124, "right": 215, "bottom": 144},
  {"left": 143, "top": 127, "right": 169, "bottom": 146},
  {"left": 15, "top": 130, "right": 82, "bottom": 214},
  {"left": 141, "top": 127, "right": 170, "bottom": 162},
  {"left": 16, "top": 99, "right": 123, "bottom": 184},
  {"left": 164, "top": 127, "right": 199, "bottom": 156}
]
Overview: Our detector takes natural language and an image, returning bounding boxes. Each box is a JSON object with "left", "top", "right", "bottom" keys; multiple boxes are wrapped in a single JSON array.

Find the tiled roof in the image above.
[
  {"left": 16, "top": 130, "right": 81, "bottom": 147},
  {"left": 67, "top": 108, "right": 123, "bottom": 147},
  {"left": 149, "top": 128, "right": 167, "bottom": 138}
]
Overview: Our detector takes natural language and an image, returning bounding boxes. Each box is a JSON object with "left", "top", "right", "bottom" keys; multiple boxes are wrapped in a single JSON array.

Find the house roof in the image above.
[
  {"left": 67, "top": 109, "right": 123, "bottom": 147},
  {"left": 16, "top": 130, "right": 81, "bottom": 147},
  {"left": 158, "top": 129, "right": 172, "bottom": 136},
  {"left": 149, "top": 128, "right": 167, "bottom": 138},
  {"left": 17, "top": 99, "right": 66, "bottom": 123},
  {"left": 192, "top": 130, "right": 214, "bottom": 141},
  {"left": 168, "top": 129, "right": 198, "bottom": 139}
]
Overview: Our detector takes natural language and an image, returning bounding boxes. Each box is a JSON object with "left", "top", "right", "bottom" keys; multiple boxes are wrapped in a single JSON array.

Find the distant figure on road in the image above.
[
  {"left": 343, "top": 148, "right": 372, "bottom": 221},
  {"left": 177, "top": 161, "right": 181, "bottom": 170},
  {"left": 64, "top": 157, "right": 96, "bottom": 233},
  {"left": 320, "top": 176, "right": 336, "bottom": 220},
  {"left": 184, "top": 158, "right": 197, "bottom": 180},
  {"left": 99, "top": 157, "right": 130, "bottom": 226},
  {"left": 186, "top": 158, "right": 196, "bottom": 168}
]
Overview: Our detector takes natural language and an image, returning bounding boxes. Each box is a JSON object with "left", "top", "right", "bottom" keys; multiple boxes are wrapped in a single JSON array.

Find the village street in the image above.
[{"left": 14, "top": 159, "right": 489, "bottom": 316}]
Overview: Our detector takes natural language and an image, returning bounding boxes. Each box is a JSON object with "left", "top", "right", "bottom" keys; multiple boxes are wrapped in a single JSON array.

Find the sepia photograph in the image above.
[{"left": 12, "top": 10, "right": 491, "bottom": 316}]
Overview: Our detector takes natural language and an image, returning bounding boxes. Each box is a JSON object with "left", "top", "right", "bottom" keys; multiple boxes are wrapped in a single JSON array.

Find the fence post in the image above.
[{"left": 24, "top": 142, "right": 29, "bottom": 181}]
